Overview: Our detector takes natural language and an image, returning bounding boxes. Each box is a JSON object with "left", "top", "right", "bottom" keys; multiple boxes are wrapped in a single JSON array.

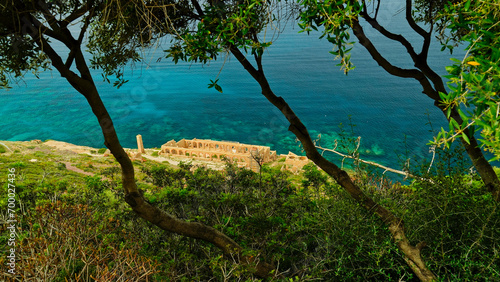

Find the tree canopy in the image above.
[{"left": 0, "top": 0, "right": 274, "bottom": 277}]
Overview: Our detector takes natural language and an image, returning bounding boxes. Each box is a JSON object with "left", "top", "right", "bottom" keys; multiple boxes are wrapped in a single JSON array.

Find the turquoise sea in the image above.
[{"left": 0, "top": 8, "right": 465, "bottom": 173}]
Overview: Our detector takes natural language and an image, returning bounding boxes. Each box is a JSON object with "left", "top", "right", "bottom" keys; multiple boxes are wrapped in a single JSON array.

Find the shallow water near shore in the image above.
[{"left": 1, "top": 12, "right": 465, "bottom": 173}]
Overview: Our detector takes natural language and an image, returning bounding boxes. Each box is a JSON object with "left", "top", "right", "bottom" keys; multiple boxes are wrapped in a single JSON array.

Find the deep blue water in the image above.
[{"left": 0, "top": 8, "right": 464, "bottom": 172}]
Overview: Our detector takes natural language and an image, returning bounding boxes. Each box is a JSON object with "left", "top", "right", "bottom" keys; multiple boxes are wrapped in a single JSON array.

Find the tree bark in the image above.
[
  {"left": 447, "top": 108, "right": 500, "bottom": 201},
  {"left": 229, "top": 46, "right": 437, "bottom": 281},
  {"left": 23, "top": 12, "right": 274, "bottom": 278},
  {"left": 84, "top": 83, "right": 275, "bottom": 277}
]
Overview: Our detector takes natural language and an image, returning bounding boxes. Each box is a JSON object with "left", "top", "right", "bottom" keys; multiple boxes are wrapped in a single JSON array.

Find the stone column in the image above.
[{"left": 136, "top": 134, "right": 145, "bottom": 154}]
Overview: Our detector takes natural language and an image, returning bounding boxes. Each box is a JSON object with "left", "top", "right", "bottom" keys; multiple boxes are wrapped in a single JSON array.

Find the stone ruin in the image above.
[
  {"left": 281, "top": 151, "right": 310, "bottom": 174},
  {"left": 137, "top": 136, "right": 310, "bottom": 173},
  {"left": 159, "top": 138, "right": 278, "bottom": 171}
]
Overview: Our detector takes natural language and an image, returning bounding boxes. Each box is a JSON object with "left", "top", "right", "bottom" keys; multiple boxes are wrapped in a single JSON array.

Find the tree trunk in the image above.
[
  {"left": 81, "top": 79, "right": 275, "bottom": 278},
  {"left": 30, "top": 20, "right": 274, "bottom": 275},
  {"left": 447, "top": 107, "right": 500, "bottom": 201},
  {"left": 229, "top": 47, "right": 437, "bottom": 281}
]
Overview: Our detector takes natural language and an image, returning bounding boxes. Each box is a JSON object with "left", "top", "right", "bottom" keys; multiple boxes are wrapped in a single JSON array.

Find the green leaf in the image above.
[
  {"left": 457, "top": 108, "right": 468, "bottom": 122},
  {"left": 438, "top": 91, "right": 448, "bottom": 101},
  {"left": 488, "top": 155, "right": 500, "bottom": 162},
  {"left": 208, "top": 79, "right": 223, "bottom": 93},
  {"left": 461, "top": 133, "right": 470, "bottom": 144},
  {"left": 450, "top": 118, "right": 460, "bottom": 130},
  {"left": 464, "top": 0, "right": 471, "bottom": 11}
]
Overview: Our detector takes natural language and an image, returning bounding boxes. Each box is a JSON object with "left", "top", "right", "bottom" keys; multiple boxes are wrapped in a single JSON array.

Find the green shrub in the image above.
[
  {"left": 98, "top": 148, "right": 107, "bottom": 154},
  {"left": 0, "top": 145, "right": 6, "bottom": 154},
  {"left": 33, "top": 151, "right": 46, "bottom": 158},
  {"left": 57, "top": 162, "right": 66, "bottom": 170},
  {"left": 15, "top": 202, "right": 159, "bottom": 281},
  {"left": 11, "top": 161, "right": 26, "bottom": 169},
  {"left": 7, "top": 143, "right": 498, "bottom": 281}
]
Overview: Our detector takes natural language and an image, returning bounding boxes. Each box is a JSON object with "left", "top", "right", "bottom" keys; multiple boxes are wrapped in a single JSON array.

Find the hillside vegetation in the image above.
[{"left": 1, "top": 140, "right": 498, "bottom": 281}]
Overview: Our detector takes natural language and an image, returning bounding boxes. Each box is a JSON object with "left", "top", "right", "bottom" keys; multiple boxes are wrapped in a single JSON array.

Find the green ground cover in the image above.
[{"left": 0, "top": 141, "right": 498, "bottom": 281}]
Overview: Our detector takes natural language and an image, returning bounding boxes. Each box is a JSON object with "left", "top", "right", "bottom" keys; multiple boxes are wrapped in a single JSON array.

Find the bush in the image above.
[
  {"left": 98, "top": 148, "right": 107, "bottom": 154},
  {"left": 11, "top": 202, "right": 159, "bottom": 281},
  {"left": 11, "top": 161, "right": 26, "bottom": 169},
  {"left": 4, "top": 144, "right": 497, "bottom": 281},
  {"left": 138, "top": 162, "right": 411, "bottom": 280}
]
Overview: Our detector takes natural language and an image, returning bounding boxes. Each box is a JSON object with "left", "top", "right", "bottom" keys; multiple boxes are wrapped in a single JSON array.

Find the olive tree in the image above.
[
  {"left": 162, "top": 0, "right": 437, "bottom": 280},
  {"left": 0, "top": 0, "right": 273, "bottom": 277},
  {"left": 297, "top": 0, "right": 499, "bottom": 200}
]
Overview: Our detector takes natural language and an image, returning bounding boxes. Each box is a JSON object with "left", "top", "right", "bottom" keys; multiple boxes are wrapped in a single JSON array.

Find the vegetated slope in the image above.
[{"left": 0, "top": 141, "right": 498, "bottom": 281}]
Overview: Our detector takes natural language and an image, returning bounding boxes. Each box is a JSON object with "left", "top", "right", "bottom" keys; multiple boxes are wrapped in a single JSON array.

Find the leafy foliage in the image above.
[
  {"left": 1, "top": 143, "right": 499, "bottom": 280},
  {"left": 0, "top": 0, "right": 181, "bottom": 88},
  {"left": 297, "top": 0, "right": 361, "bottom": 73},
  {"left": 165, "top": 0, "right": 277, "bottom": 66},
  {"left": 432, "top": 0, "right": 500, "bottom": 161},
  {"left": 86, "top": 0, "right": 188, "bottom": 86}
]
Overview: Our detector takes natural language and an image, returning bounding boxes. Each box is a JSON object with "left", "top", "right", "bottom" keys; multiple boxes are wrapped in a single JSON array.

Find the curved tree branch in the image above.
[
  {"left": 229, "top": 45, "right": 437, "bottom": 281},
  {"left": 17, "top": 5, "right": 276, "bottom": 277},
  {"left": 61, "top": 1, "right": 95, "bottom": 28},
  {"left": 352, "top": 4, "right": 500, "bottom": 200},
  {"left": 359, "top": 8, "right": 419, "bottom": 62},
  {"left": 351, "top": 19, "right": 440, "bottom": 101},
  {"left": 405, "top": 0, "right": 430, "bottom": 39}
]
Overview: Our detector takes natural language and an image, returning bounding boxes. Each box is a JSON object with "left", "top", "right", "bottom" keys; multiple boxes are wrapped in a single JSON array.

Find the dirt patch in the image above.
[
  {"left": 44, "top": 140, "right": 97, "bottom": 155},
  {"left": 62, "top": 162, "right": 95, "bottom": 177}
]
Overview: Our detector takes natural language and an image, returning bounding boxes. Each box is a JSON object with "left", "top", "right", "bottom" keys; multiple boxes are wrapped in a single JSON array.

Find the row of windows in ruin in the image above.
[
  {"left": 161, "top": 148, "right": 250, "bottom": 163},
  {"left": 176, "top": 141, "right": 264, "bottom": 155}
]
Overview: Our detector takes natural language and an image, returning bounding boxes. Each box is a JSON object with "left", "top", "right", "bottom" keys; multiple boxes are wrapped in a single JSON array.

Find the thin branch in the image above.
[
  {"left": 360, "top": 8, "right": 419, "bottom": 62},
  {"left": 0, "top": 142, "right": 13, "bottom": 152},
  {"left": 405, "top": 0, "right": 430, "bottom": 39},
  {"left": 361, "top": 0, "right": 367, "bottom": 14},
  {"left": 24, "top": 14, "right": 93, "bottom": 95},
  {"left": 427, "top": 146, "right": 436, "bottom": 174},
  {"left": 37, "top": 0, "right": 60, "bottom": 32},
  {"left": 405, "top": 0, "right": 432, "bottom": 60},
  {"left": 351, "top": 20, "right": 440, "bottom": 101},
  {"left": 358, "top": 2, "right": 444, "bottom": 96},
  {"left": 191, "top": 0, "right": 204, "bottom": 17},
  {"left": 229, "top": 45, "right": 261, "bottom": 81},
  {"left": 316, "top": 145, "right": 433, "bottom": 183},
  {"left": 61, "top": 1, "right": 94, "bottom": 28},
  {"left": 28, "top": 16, "right": 65, "bottom": 43},
  {"left": 66, "top": 8, "right": 94, "bottom": 69},
  {"left": 374, "top": 0, "right": 381, "bottom": 19}
]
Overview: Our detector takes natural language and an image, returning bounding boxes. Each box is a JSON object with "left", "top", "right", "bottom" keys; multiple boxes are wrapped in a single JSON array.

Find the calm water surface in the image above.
[{"left": 0, "top": 9, "right": 464, "bottom": 172}]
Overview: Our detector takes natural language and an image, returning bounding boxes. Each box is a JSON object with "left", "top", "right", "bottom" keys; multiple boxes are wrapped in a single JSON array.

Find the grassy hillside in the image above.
[{"left": 1, "top": 140, "right": 498, "bottom": 281}]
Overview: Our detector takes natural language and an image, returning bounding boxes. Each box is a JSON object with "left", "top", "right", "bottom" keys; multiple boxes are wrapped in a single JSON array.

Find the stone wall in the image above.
[
  {"left": 281, "top": 151, "right": 310, "bottom": 174},
  {"left": 160, "top": 138, "right": 277, "bottom": 171}
]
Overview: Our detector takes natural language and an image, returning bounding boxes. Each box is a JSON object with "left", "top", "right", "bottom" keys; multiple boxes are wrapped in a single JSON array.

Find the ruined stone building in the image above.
[
  {"left": 159, "top": 138, "right": 278, "bottom": 171},
  {"left": 281, "top": 151, "right": 309, "bottom": 174}
]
